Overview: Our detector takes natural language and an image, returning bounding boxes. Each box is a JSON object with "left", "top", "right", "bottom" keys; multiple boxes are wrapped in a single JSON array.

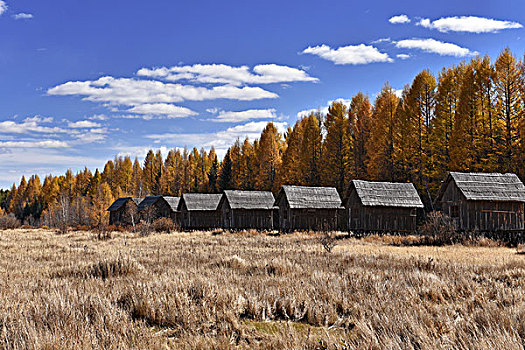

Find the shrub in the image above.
[
  {"left": 318, "top": 231, "right": 337, "bottom": 252},
  {"left": 93, "top": 225, "right": 112, "bottom": 240},
  {"left": 151, "top": 217, "right": 175, "bottom": 233},
  {"left": 54, "top": 256, "right": 143, "bottom": 280},
  {"left": 0, "top": 213, "right": 21, "bottom": 230},
  {"left": 107, "top": 224, "right": 125, "bottom": 232},
  {"left": 419, "top": 211, "right": 459, "bottom": 245},
  {"left": 137, "top": 222, "right": 152, "bottom": 237}
]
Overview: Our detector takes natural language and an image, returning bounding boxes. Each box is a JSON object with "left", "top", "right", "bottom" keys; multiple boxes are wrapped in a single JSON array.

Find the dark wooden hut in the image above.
[
  {"left": 345, "top": 180, "right": 424, "bottom": 232},
  {"left": 137, "top": 196, "right": 179, "bottom": 223},
  {"left": 177, "top": 193, "right": 222, "bottom": 230},
  {"left": 107, "top": 197, "right": 142, "bottom": 226},
  {"left": 434, "top": 172, "right": 525, "bottom": 231},
  {"left": 218, "top": 190, "right": 275, "bottom": 230},
  {"left": 274, "top": 185, "right": 343, "bottom": 232}
]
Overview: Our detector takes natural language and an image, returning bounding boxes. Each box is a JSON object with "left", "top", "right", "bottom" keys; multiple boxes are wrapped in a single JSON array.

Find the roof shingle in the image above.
[
  {"left": 440, "top": 172, "right": 525, "bottom": 202},
  {"left": 107, "top": 197, "right": 142, "bottom": 211},
  {"left": 222, "top": 190, "right": 275, "bottom": 210},
  {"left": 179, "top": 193, "right": 222, "bottom": 211},
  {"left": 350, "top": 180, "right": 424, "bottom": 208},
  {"left": 278, "top": 185, "right": 342, "bottom": 209}
]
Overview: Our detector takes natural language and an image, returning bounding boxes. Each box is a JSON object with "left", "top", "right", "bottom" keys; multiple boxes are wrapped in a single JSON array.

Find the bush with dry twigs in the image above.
[{"left": 0, "top": 213, "right": 21, "bottom": 230}]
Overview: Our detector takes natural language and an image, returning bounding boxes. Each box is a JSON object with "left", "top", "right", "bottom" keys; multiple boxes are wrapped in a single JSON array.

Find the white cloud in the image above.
[
  {"left": 0, "top": 116, "right": 65, "bottom": 134},
  {"left": 297, "top": 98, "right": 351, "bottom": 118},
  {"left": 73, "top": 132, "right": 106, "bottom": 143},
  {"left": 206, "top": 107, "right": 220, "bottom": 114},
  {"left": 114, "top": 145, "right": 174, "bottom": 160},
  {"left": 0, "top": 1, "right": 7, "bottom": 16},
  {"left": 68, "top": 120, "right": 102, "bottom": 128},
  {"left": 48, "top": 76, "right": 278, "bottom": 105},
  {"left": 417, "top": 16, "right": 522, "bottom": 33},
  {"left": 302, "top": 44, "right": 393, "bottom": 65},
  {"left": 13, "top": 13, "right": 33, "bottom": 20},
  {"left": 395, "top": 38, "right": 477, "bottom": 57},
  {"left": 136, "top": 63, "right": 318, "bottom": 85},
  {"left": 396, "top": 53, "right": 411, "bottom": 59},
  {"left": 125, "top": 103, "right": 197, "bottom": 118},
  {"left": 389, "top": 15, "right": 410, "bottom": 24},
  {"left": 0, "top": 140, "right": 68, "bottom": 148},
  {"left": 393, "top": 89, "right": 403, "bottom": 98},
  {"left": 89, "top": 114, "right": 108, "bottom": 121},
  {"left": 146, "top": 121, "right": 287, "bottom": 157},
  {"left": 210, "top": 109, "right": 276, "bottom": 123},
  {"left": 371, "top": 38, "right": 391, "bottom": 44}
]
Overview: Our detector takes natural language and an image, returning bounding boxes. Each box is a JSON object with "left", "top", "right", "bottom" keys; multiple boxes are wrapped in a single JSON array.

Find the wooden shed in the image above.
[
  {"left": 218, "top": 190, "right": 275, "bottom": 230},
  {"left": 345, "top": 180, "right": 424, "bottom": 232},
  {"left": 177, "top": 193, "right": 222, "bottom": 230},
  {"left": 137, "top": 196, "right": 179, "bottom": 223},
  {"left": 434, "top": 172, "right": 525, "bottom": 231},
  {"left": 274, "top": 185, "right": 343, "bottom": 232},
  {"left": 107, "top": 197, "right": 142, "bottom": 226}
]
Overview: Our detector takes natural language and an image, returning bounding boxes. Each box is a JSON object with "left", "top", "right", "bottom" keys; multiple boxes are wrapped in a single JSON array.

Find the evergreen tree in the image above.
[{"left": 219, "top": 148, "right": 233, "bottom": 191}]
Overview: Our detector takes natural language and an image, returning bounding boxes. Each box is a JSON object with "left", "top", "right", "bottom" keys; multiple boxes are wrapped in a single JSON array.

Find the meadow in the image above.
[{"left": 0, "top": 228, "right": 524, "bottom": 349}]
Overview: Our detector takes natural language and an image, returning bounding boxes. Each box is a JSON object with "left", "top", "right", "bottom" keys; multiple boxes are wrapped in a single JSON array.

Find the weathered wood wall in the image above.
[
  {"left": 345, "top": 190, "right": 417, "bottom": 232},
  {"left": 220, "top": 202, "right": 273, "bottom": 230},
  {"left": 140, "top": 200, "right": 173, "bottom": 223},
  {"left": 437, "top": 181, "right": 525, "bottom": 231},
  {"left": 109, "top": 201, "right": 139, "bottom": 226},
  {"left": 276, "top": 196, "right": 339, "bottom": 231},
  {"left": 180, "top": 205, "right": 221, "bottom": 230}
]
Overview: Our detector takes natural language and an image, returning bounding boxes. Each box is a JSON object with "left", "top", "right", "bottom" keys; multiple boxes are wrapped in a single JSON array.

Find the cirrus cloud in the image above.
[
  {"left": 210, "top": 109, "right": 277, "bottom": 123},
  {"left": 0, "top": 140, "right": 68, "bottom": 148},
  {"left": 48, "top": 76, "right": 278, "bottom": 106},
  {"left": 125, "top": 103, "right": 198, "bottom": 118},
  {"left": 417, "top": 16, "right": 522, "bottom": 33},
  {"left": 68, "top": 120, "right": 101, "bottom": 128},
  {"left": 137, "top": 63, "right": 318, "bottom": 85},
  {"left": 302, "top": 44, "right": 393, "bottom": 65},
  {"left": 395, "top": 38, "right": 477, "bottom": 57}
]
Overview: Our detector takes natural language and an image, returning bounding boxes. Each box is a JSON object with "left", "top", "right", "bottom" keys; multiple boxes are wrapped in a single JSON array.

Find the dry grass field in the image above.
[{"left": 0, "top": 228, "right": 524, "bottom": 349}]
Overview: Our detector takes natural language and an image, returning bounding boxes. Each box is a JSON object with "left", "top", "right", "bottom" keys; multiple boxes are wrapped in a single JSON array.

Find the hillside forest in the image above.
[{"left": 1, "top": 48, "right": 525, "bottom": 227}]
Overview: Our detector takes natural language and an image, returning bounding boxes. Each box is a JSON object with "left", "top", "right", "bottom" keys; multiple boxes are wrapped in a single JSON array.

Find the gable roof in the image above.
[
  {"left": 436, "top": 172, "right": 525, "bottom": 203},
  {"left": 179, "top": 193, "right": 222, "bottom": 211},
  {"left": 137, "top": 196, "right": 163, "bottom": 211},
  {"left": 221, "top": 190, "right": 275, "bottom": 210},
  {"left": 164, "top": 196, "right": 180, "bottom": 211},
  {"left": 349, "top": 180, "right": 424, "bottom": 208},
  {"left": 107, "top": 197, "right": 141, "bottom": 211},
  {"left": 276, "top": 185, "right": 342, "bottom": 209}
]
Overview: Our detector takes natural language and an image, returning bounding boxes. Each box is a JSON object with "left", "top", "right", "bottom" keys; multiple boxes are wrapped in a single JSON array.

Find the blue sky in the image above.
[{"left": 1, "top": 0, "right": 524, "bottom": 189}]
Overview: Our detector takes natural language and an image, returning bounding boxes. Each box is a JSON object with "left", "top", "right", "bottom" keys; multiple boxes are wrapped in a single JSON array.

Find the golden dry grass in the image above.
[{"left": 0, "top": 228, "right": 524, "bottom": 349}]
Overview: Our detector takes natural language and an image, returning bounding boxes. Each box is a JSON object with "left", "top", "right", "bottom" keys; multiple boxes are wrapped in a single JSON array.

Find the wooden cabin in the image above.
[
  {"left": 107, "top": 197, "right": 142, "bottom": 226},
  {"left": 177, "top": 193, "right": 222, "bottom": 230},
  {"left": 137, "top": 196, "right": 179, "bottom": 223},
  {"left": 218, "top": 190, "right": 275, "bottom": 230},
  {"left": 345, "top": 180, "right": 424, "bottom": 232},
  {"left": 434, "top": 172, "right": 525, "bottom": 232},
  {"left": 274, "top": 185, "right": 343, "bottom": 232}
]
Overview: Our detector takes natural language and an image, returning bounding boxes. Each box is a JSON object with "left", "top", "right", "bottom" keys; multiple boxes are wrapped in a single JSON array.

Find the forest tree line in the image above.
[{"left": 1, "top": 48, "right": 525, "bottom": 227}]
